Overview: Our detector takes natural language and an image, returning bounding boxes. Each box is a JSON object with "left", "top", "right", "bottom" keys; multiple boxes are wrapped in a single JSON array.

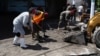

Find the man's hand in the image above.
[
  {"left": 26, "top": 26, "right": 34, "bottom": 34},
  {"left": 26, "top": 26, "right": 30, "bottom": 30}
]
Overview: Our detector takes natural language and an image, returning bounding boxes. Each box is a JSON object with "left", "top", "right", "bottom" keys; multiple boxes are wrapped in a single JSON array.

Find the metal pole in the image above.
[
  {"left": 72, "top": 0, "right": 75, "bottom": 5},
  {"left": 90, "top": 0, "right": 95, "bottom": 19}
]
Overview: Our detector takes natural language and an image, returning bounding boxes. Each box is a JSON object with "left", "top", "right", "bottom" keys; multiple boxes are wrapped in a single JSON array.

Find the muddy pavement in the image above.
[
  {"left": 0, "top": 14, "right": 100, "bottom": 56},
  {"left": 0, "top": 27, "right": 100, "bottom": 56}
]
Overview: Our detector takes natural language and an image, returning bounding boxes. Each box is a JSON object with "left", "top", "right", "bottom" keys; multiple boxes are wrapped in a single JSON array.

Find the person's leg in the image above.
[
  {"left": 58, "top": 11, "right": 66, "bottom": 30},
  {"left": 36, "top": 31, "right": 44, "bottom": 43},
  {"left": 13, "top": 33, "right": 20, "bottom": 45},
  {"left": 32, "top": 32, "right": 37, "bottom": 40},
  {"left": 79, "top": 12, "right": 82, "bottom": 21},
  {"left": 32, "top": 23, "right": 37, "bottom": 40},
  {"left": 67, "top": 14, "right": 71, "bottom": 26},
  {"left": 73, "top": 14, "right": 76, "bottom": 24},
  {"left": 39, "top": 22, "right": 46, "bottom": 36},
  {"left": 78, "top": 12, "right": 80, "bottom": 19},
  {"left": 13, "top": 24, "right": 20, "bottom": 45},
  {"left": 18, "top": 26, "right": 27, "bottom": 48},
  {"left": 41, "top": 21, "right": 46, "bottom": 37},
  {"left": 19, "top": 34, "right": 27, "bottom": 48},
  {"left": 72, "top": 14, "right": 76, "bottom": 23},
  {"left": 13, "top": 23, "right": 27, "bottom": 48},
  {"left": 33, "top": 23, "right": 44, "bottom": 42},
  {"left": 70, "top": 14, "right": 73, "bottom": 23}
]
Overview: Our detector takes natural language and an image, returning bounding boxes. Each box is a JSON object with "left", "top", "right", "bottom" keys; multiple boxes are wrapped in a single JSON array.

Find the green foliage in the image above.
[
  {"left": 96, "top": 0, "right": 100, "bottom": 12},
  {"left": 97, "top": 8, "right": 100, "bottom": 12}
]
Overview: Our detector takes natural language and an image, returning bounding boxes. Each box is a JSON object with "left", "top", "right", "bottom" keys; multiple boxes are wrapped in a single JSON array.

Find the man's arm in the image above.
[
  {"left": 23, "top": 15, "right": 30, "bottom": 29},
  {"left": 58, "top": 11, "right": 65, "bottom": 30}
]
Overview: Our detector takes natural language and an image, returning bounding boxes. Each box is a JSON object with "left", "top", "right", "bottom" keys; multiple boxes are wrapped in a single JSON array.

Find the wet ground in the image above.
[
  {"left": 0, "top": 14, "right": 100, "bottom": 56},
  {"left": 0, "top": 27, "right": 100, "bottom": 56}
]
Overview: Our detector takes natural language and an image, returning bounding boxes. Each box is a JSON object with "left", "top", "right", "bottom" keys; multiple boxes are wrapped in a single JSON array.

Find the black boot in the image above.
[{"left": 37, "top": 35, "right": 44, "bottom": 43}]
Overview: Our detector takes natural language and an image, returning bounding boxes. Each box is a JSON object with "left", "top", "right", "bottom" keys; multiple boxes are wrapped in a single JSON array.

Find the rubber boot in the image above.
[
  {"left": 13, "top": 36, "right": 19, "bottom": 46},
  {"left": 19, "top": 38, "right": 27, "bottom": 49}
]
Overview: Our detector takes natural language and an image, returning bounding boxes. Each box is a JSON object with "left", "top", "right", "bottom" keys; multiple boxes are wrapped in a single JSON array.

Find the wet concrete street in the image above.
[
  {"left": 0, "top": 27, "right": 100, "bottom": 56},
  {"left": 0, "top": 14, "right": 100, "bottom": 56}
]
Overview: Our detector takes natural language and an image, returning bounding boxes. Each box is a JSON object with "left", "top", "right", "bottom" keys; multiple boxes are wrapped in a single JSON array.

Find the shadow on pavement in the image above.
[
  {"left": 26, "top": 44, "right": 49, "bottom": 50},
  {"left": 41, "top": 35, "right": 57, "bottom": 43},
  {"left": 43, "top": 37, "right": 57, "bottom": 43}
]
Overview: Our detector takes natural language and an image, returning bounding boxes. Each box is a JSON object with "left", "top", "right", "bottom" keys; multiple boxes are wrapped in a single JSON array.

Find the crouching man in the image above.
[
  {"left": 58, "top": 8, "right": 71, "bottom": 30},
  {"left": 13, "top": 7, "right": 34, "bottom": 49},
  {"left": 32, "top": 9, "right": 48, "bottom": 43}
]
